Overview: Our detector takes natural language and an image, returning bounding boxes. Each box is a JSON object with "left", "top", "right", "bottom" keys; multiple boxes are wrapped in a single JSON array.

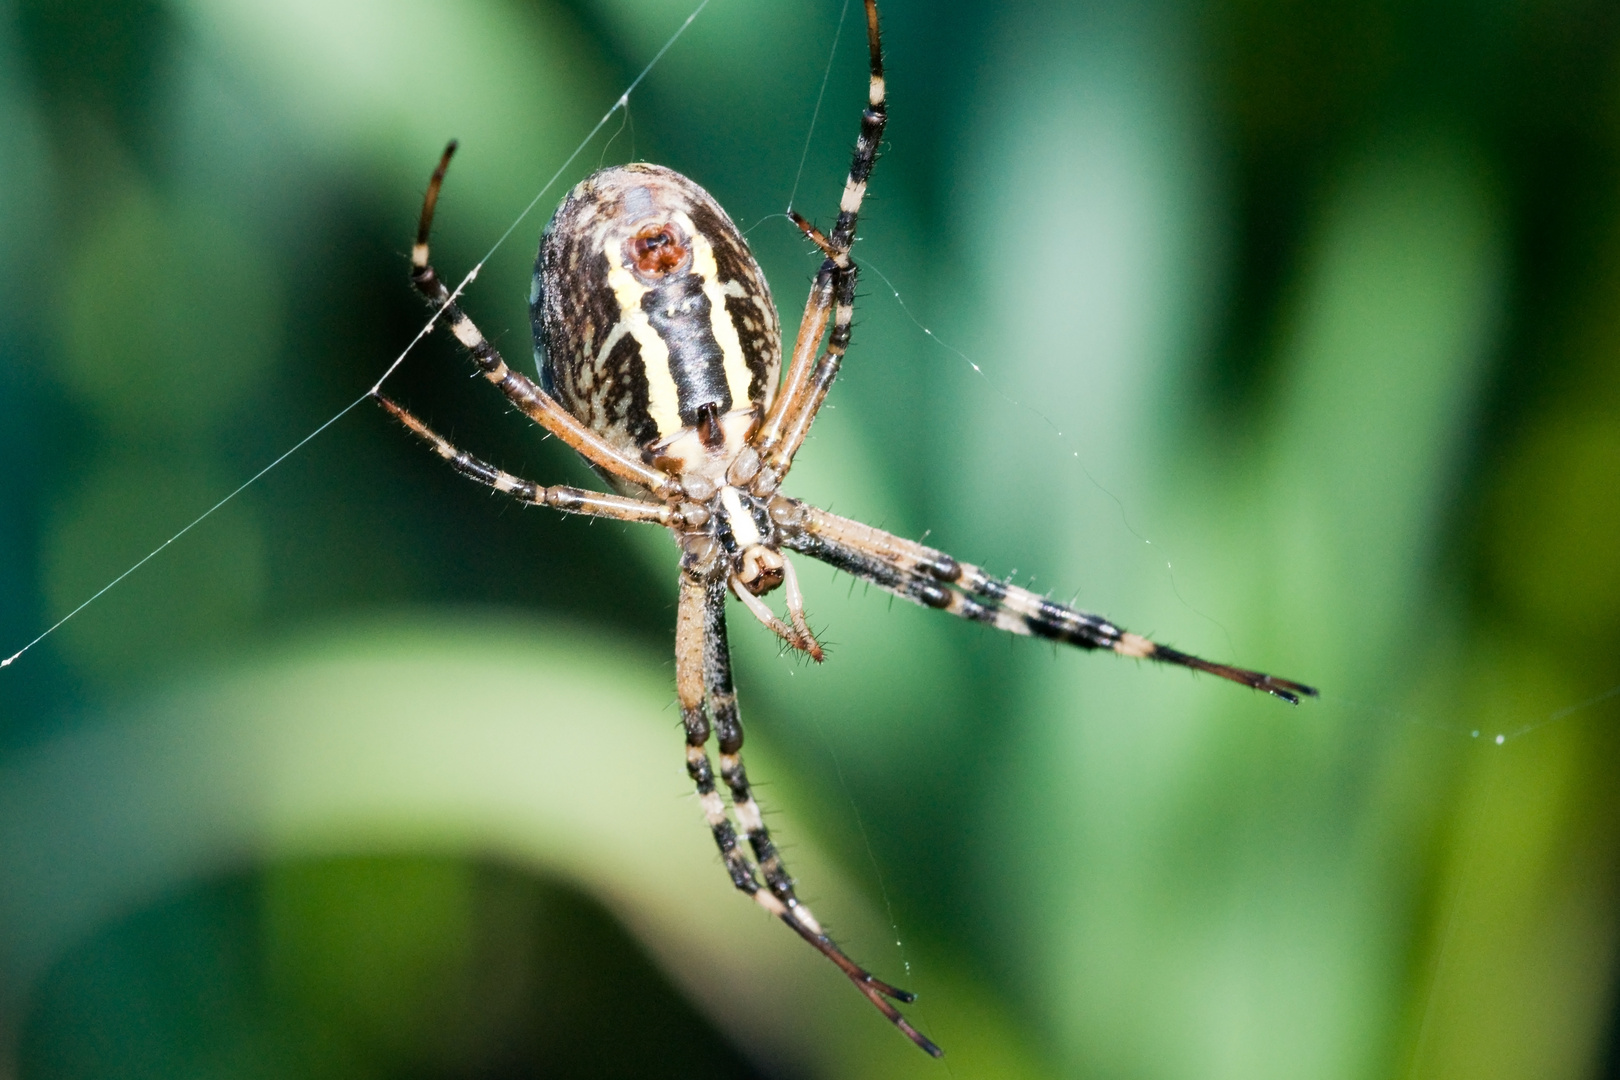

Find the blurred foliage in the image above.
[
  {"left": 1, "top": 0, "right": 1618, "bottom": 1077},
  {"left": 25, "top": 859, "right": 763, "bottom": 1079}
]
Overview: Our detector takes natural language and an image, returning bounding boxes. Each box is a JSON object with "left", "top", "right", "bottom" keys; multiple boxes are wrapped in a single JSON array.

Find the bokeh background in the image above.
[{"left": 2, "top": 0, "right": 1619, "bottom": 1076}]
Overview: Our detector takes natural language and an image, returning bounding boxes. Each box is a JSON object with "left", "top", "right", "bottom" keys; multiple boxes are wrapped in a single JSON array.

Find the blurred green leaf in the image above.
[{"left": 0, "top": 617, "right": 1052, "bottom": 1078}]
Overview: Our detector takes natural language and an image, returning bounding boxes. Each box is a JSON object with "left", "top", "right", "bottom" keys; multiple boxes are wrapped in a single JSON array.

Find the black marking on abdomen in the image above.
[
  {"left": 602, "top": 331, "right": 658, "bottom": 447},
  {"left": 724, "top": 293, "right": 774, "bottom": 404},
  {"left": 643, "top": 272, "right": 731, "bottom": 426}
]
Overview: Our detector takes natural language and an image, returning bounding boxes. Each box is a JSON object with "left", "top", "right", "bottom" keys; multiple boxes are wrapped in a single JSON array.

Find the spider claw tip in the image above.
[
  {"left": 900, "top": 1024, "right": 943, "bottom": 1057},
  {"left": 1265, "top": 678, "right": 1318, "bottom": 705},
  {"left": 864, "top": 975, "right": 915, "bottom": 1002}
]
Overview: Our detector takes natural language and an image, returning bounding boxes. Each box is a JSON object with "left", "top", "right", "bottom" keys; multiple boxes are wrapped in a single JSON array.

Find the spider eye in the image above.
[{"left": 627, "top": 223, "right": 687, "bottom": 276}]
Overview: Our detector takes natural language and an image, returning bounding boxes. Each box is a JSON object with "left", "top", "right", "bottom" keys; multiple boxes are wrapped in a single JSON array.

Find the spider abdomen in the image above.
[{"left": 531, "top": 164, "right": 781, "bottom": 486}]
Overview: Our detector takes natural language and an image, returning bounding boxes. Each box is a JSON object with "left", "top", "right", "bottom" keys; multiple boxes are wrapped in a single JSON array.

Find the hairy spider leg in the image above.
[
  {"left": 766, "top": 266, "right": 859, "bottom": 485},
  {"left": 783, "top": 503, "right": 1319, "bottom": 704},
  {"left": 676, "top": 573, "right": 767, "bottom": 908},
  {"left": 373, "top": 394, "right": 674, "bottom": 524},
  {"left": 753, "top": 266, "right": 833, "bottom": 473},
  {"left": 689, "top": 575, "right": 942, "bottom": 1057},
  {"left": 406, "top": 142, "right": 682, "bottom": 500},
  {"left": 750, "top": 0, "right": 886, "bottom": 489}
]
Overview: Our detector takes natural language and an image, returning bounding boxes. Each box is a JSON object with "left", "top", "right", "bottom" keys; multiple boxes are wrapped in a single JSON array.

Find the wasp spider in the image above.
[{"left": 374, "top": 0, "right": 1316, "bottom": 1056}]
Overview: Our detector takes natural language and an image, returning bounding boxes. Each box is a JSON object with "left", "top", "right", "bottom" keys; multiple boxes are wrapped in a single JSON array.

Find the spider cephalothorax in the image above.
[{"left": 373, "top": 0, "right": 1315, "bottom": 1057}]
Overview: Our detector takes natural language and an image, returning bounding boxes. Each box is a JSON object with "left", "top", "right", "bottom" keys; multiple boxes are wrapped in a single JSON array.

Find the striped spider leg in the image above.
[
  {"left": 398, "top": 142, "right": 683, "bottom": 502},
  {"left": 677, "top": 570, "right": 941, "bottom": 1056},
  {"left": 747, "top": 0, "right": 884, "bottom": 493},
  {"left": 372, "top": 395, "right": 677, "bottom": 527},
  {"left": 778, "top": 502, "right": 1320, "bottom": 705},
  {"left": 380, "top": 0, "right": 1309, "bottom": 1058},
  {"left": 376, "top": 398, "right": 941, "bottom": 1044}
]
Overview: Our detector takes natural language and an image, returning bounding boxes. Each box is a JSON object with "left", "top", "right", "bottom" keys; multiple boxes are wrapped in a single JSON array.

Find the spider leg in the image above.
[
  {"left": 779, "top": 501, "right": 1319, "bottom": 704},
  {"left": 680, "top": 572, "right": 941, "bottom": 1057},
  {"left": 759, "top": 265, "right": 859, "bottom": 488},
  {"left": 750, "top": 0, "right": 885, "bottom": 491},
  {"left": 374, "top": 394, "right": 673, "bottom": 525},
  {"left": 677, "top": 573, "right": 769, "bottom": 906},
  {"left": 405, "top": 142, "right": 681, "bottom": 500}
]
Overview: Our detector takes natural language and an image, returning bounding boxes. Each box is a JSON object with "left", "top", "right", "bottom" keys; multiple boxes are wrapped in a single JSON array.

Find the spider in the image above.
[{"left": 372, "top": 0, "right": 1316, "bottom": 1057}]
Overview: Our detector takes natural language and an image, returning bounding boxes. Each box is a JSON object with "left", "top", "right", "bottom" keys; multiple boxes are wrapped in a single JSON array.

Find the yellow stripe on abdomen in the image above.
[
  {"left": 690, "top": 232, "right": 755, "bottom": 410},
  {"left": 603, "top": 246, "right": 683, "bottom": 437}
]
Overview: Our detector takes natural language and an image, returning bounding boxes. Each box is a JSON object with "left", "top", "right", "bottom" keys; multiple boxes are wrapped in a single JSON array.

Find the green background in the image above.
[{"left": 2, "top": 0, "right": 1619, "bottom": 1076}]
